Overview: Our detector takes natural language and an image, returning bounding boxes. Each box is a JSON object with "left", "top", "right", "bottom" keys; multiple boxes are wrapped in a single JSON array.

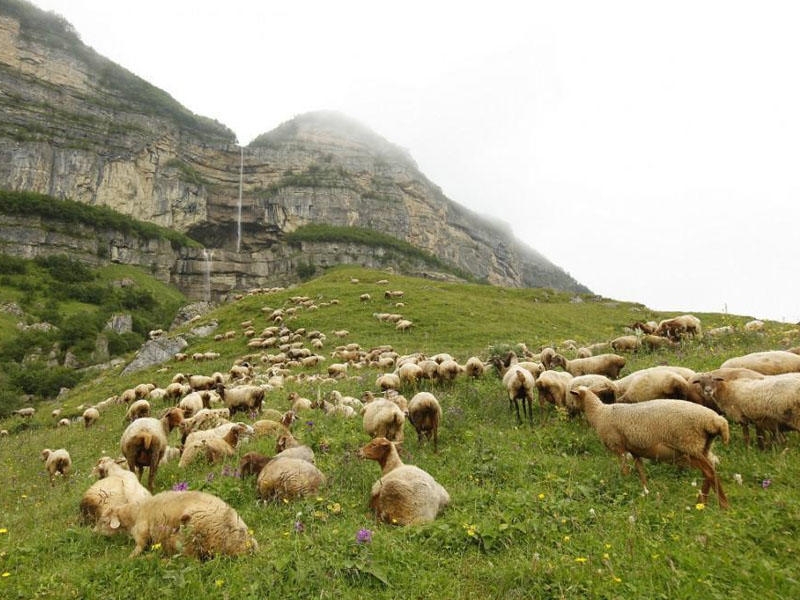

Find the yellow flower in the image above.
[
  {"left": 613, "top": 576, "right": 622, "bottom": 583},
  {"left": 1, "top": 572, "right": 9, "bottom": 578},
  {"left": 215, "top": 579, "right": 224, "bottom": 587},
  {"left": 151, "top": 543, "right": 161, "bottom": 551},
  {"left": 563, "top": 535, "right": 570, "bottom": 542},
  {"left": 282, "top": 498, "right": 289, "bottom": 504},
  {"left": 538, "top": 493, "right": 545, "bottom": 500},
  {"left": 574, "top": 557, "right": 587, "bottom": 563},
  {"left": 603, "top": 553, "right": 610, "bottom": 560},
  {"left": 0, "top": 528, "right": 7, "bottom": 534},
  {"left": 328, "top": 502, "right": 342, "bottom": 514},
  {"left": 695, "top": 503, "right": 706, "bottom": 511},
  {"left": 604, "top": 543, "right": 611, "bottom": 550}
]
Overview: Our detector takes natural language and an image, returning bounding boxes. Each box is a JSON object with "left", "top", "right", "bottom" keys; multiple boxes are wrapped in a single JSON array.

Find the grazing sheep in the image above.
[
  {"left": 57, "top": 417, "right": 71, "bottom": 427},
  {"left": 641, "top": 334, "right": 678, "bottom": 351},
  {"left": 327, "top": 363, "right": 349, "bottom": 378},
  {"left": 563, "top": 374, "right": 618, "bottom": 415},
  {"left": 178, "top": 391, "right": 213, "bottom": 418},
  {"left": 550, "top": 353, "right": 626, "bottom": 379},
  {"left": 534, "top": 369, "right": 575, "bottom": 410},
  {"left": 690, "top": 371, "right": 800, "bottom": 448},
  {"left": 407, "top": 392, "right": 442, "bottom": 451},
  {"left": 707, "top": 325, "right": 735, "bottom": 337},
  {"left": 360, "top": 293, "right": 371, "bottom": 302},
  {"left": 41, "top": 448, "right": 71, "bottom": 485},
  {"left": 216, "top": 383, "right": 265, "bottom": 415},
  {"left": 719, "top": 350, "right": 800, "bottom": 375},
  {"left": 119, "top": 408, "right": 184, "bottom": 491},
  {"left": 288, "top": 391, "right": 313, "bottom": 412},
  {"left": 376, "top": 372, "right": 401, "bottom": 392},
  {"left": 395, "top": 319, "right": 414, "bottom": 332},
  {"left": 125, "top": 399, "right": 151, "bottom": 422},
  {"left": 436, "top": 359, "right": 463, "bottom": 384},
  {"left": 178, "top": 407, "right": 232, "bottom": 443},
  {"left": 238, "top": 451, "right": 270, "bottom": 477},
  {"left": 654, "top": 314, "right": 702, "bottom": 340},
  {"left": 256, "top": 457, "right": 326, "bottom": 500},
  {"left": 83, "top": 407, "right": 100, "bottom": 428},
  {"left": 362, "top": 399, "right": 405, "bottom": 443},
  {"left": 615, "top": 368, "right": 695, "bottom": 404},
  {"left": 80, "top": 456, "right": 152, "bottom": 535},
  {"left": 464, "top": 356, "right": 486, "bottom": 378},
  {"left": 611, "top": 335, "right": 641, "bottom": 353},
  {"left": 108, "top": 490, "right": 258, "bottom": 558},
  {"left": 502, "top": 364, "right": 537, "bottom": 423},
  {"left": 182, "top": 422, "right": 253, "bottom": 458},
  {"left": 744, "top": 320, "right": 765, "bottom": 332},
  {"left": 13, "top": 407, "right": 35, "bottom": 418},
  {"left": 358, "top": 437, "right": 450, "bottom": 525},
  {"left": 570, "top": 386, "right": 729, "bottom": 508},
  {"left": 179, "top": 423, "right": 251, "bottom": 468}
]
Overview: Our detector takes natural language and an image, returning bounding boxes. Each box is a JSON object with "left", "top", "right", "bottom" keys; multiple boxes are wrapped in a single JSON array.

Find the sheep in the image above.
[
  {"left": 610, "top": 335, "right": 641, "bottom": 353},
  {"left": 327, "top": 363, "right": 349, "bottom": 378},
  {"left": 534, "top": 369, "right": 575, "bottom": 410},
  {"left": 719, "top": 350, "right": 800, "bottom": 375},
  {"left": 178, "top": 391, "right": 213, "bottom": 418},
  {"left": 178, "top": 423, "right": 251, "bottom": 468},
  {"left": 362, "top": 398, "right": 405, "bottom": 443},
  {"left": 182, "top": 422, "right": 253, "bottom": 457},
  {"left": 563, "top": 374, "right": 618, "bottom": 415},
  {"left": 614, "top": 368, "right": 696, "bottom": 405},
  {"left": 502, "top": 364, "right": 537, "bottom": 423},
  {"left": 216, "top": 383, "right": 265, "bottom": 415},
  {"left": 690, "top": 371, "right": 800, "bottom": 448},
  {"left": 376, "top": 372, "right": 401, "bottom": 392},
  {"left": 13, "top": 407, "right": 35, "bottom": 418},
  {"left": 107, "top": 490, "right": 258, "bottom": 558},
  {"left": 178, "top": 407, "right": 232, "bottom": 442},
  {"left": 41, "top": 448, "right": 71, "bottom": 485},
  {"left": 707, "top": 325, "right": 735, "bottom": 337},
  {"left": 641, "top": 334, "right": 678, "bottom": 351},
  {"left": 82, "top": 407, "right": 100, "bottom": 428},
  {"left": 358, "top": 437, "right": 450, "bottom": 525},
  {"left": 360, "top": 293, "right": 371, "bottom": 302},
  {"left": 569, "top": 386, "right": 729, "bottom": 508},
  {"left": 80, "top": 456, "right": 152, "bottom": 535},
  {"left": 238, "top": 451, "right": 270, "bottom": 477},
  {"left": 407, "top": 392, "right": 442, "bottom": 451},
  {"left": 125, "top": 399, "right": 151, "bottom": 422},
  {"left": 436, "top": 359, "right": 463, "bottom": 384},
  {"left": 119, "top": 408, "right": 184, "bottom": 491},
  {"left": 256, "top": 457, "right": 326, "bottom": 501},
  {"left": 395, "top": 319, "right": 414, "bottom": 332},
  {"left": 274, "top": 432, "right": 315, "bottom": 463},
  {"left": 288, "top": 391, "right": 313, "bottom": 412},
  {"left": 550, "top": 353, "right": 626, "bottom": 379},
  {"left": 654, "top": 314, "right": 702, "bottom": 340},
  {"left": 744, "top": 319, "right": 765, "bottom": 332},
  {"left": 134, "top": 383, "right": 156, "bottom": 399},
  {"left": 464, "top": 356, "right": 486, "bottom": 378},
  {"left": 57, "top": 417, "right": 71, "bottom": 427}
]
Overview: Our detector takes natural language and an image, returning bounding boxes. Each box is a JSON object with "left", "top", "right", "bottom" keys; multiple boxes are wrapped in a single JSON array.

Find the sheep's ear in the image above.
[{"left": 180, "top": 513, "right": 192, "bottom": 525}]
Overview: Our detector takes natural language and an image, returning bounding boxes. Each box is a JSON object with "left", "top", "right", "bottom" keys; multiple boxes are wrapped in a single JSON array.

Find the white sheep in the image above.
[
  {"left": 744, "top": 319, "right": 765, "bottom": 332},
  {"left": 534, "top": 369, "right": 574, "bottom": 410},
  {"left": 13, "top": 407, "right": 35, "bottom": 418},
  {"left": 216, "top": 383, "right": 265, "bottom": 415},
  {"left": 569, "top": 386, "right": 729, "bottom": 508},
  {"left": 362, "top": 398, "right": 405, "bottom": 443},
  {"left": 407, "top": 392, "right": 442, "bottom": 451},
  {"left": 563, "top": 374, "right": 618, "bottom": 415},
  {"left": 108, "top": 490, "right": 258, "bottom": 558},
  {"left": 41, "top": 448, "right": 71, "bottom": 485},
  {"left": 125, "top": 399, "right": 151, "bottom": 422},
  {"left": 464, "top": 356, "right": 486, "bottom": 378},
  {"left": 719, "top": 350, "right": 800, "bottom": 375},
  {"left": 57, "top": 417, "right": 71, "bottom": 427},
  {"left": 179, "top": 423, "right": 251, "bottom": 468},
  {"left": 397, "top": 362, "right": 424, "bottom": 388},
  {"left": 610, "top": 335, "right": 641, "bottom": 353},
  {"left": 550, "top": 353, "right": 626, "bottom": 379},
  {"left": 82, "top": 407, "right": 100, "bottom": 428},
  {"left": 654, "top": 314, "right": 702, "bottom": 340},
  {"left": 436, "top": 359, "right": 463, "bottom": 384},
  {"left": 376, "top": 372, "right": 401, "bottom": 392},
  {"left": 119, "top": 408, "right": 184, "bottom": 491},
  {"left": 395, "top": 319, "right": 414, "bottom": 332},
  {"left": 614, "top": 367, "right": 696, "bottom": 404},
  {"left": 256, "top": 457, "right": 326, "bottom": 500},
  {"left": 690, "top": 371, "right": 800, "bottom": 448},
  {"left": 502, "top": 364, "right": 536, "bottom": 423},
  {"left": 80, "top": 456, "right": 152, "bottom": 535},
  {"left": 358, "top": 437, "right": 450, "bottom": 525},
  {"left": 274, "top": 432, "right": 315, "bottom": 463}
]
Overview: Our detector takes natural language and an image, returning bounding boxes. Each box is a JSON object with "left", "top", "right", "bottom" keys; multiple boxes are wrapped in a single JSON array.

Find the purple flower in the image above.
[
  {"left": 206, "top": 472, "right": 215, "bottom": 482},
  {"left": 294, "top": 520, "right": 305, "bottom": 533},
  {"left": 172, "top": 481, "right": 189, "bottom": 492},
  {"left": 356, "top": 528, "right": 373, "bottom": 544},
  {"left": 762, "top": 478, "right": 772, "bottom": 489},
  {"left": 306, "top": 420, "right": 315, "bottom": 428}
]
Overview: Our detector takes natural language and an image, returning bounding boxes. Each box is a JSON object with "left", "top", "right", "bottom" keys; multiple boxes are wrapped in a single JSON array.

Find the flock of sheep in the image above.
[{"left": 16, "top": 281, "right": 800, "bottom": 560}]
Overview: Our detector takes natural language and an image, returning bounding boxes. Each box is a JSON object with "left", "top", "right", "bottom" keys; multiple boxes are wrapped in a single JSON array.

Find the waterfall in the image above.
[
  {"left": 202, "top": 248, "right": 213, "bottom": 302},
  {"left": 236, "top": 145, "right": 243, "bottom": 253}
]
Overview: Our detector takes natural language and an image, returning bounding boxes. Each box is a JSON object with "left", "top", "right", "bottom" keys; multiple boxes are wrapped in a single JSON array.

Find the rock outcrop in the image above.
[{"left": 0, "top": 3, "right": 589, "bottom": 298}]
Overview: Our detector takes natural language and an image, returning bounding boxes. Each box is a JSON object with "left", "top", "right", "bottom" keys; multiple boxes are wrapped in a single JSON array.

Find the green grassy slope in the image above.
[{"left": 1, "top": 265, "right": 798, "bottom": 599}]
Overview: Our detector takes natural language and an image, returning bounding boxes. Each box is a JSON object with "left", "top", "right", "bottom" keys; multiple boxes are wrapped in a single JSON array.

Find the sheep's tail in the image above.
[
  {"left": 714, "top": 416, "right": 730, "bottom": 445},
  {"left": 138, "top": 431, "right": 153, "bottom": 450}
]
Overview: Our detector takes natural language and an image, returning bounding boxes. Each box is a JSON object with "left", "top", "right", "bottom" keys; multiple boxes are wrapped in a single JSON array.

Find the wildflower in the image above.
[
  {"left": 294, "top": 520, "right": 305, "bottom": 533},
  {"left": 563, "top": 535, "right": 570, "bottom": 542},
  {"left": 603, "top": 553, "right": 610, "bottom": 560},
  {"left": 538, "top": 493, "right": 545, "bottom": 500},
  {"left": 151, "top": 543, "right": 162, "bottom": 551},
  {"left": 0, "top": 528, "right": 6, "bottom": 534},
  {"left": 588, "top": 508, "right": 596, "bottom": 518},
  {"left": 215, "top": 579, "right": 224, "bottom": 588},
  {"left": 206, "top": 472, "right": 215, "bottom": 482},
  {"left": 613, "top": 576, "right": 622, "bottom": 583},
  {"left": 1, "top": 572, "right": 9, "bottom": 578},
  {"left": 762, "top": 478, "right": 772, "bottom": 489},
  {"left": 172, "top": 481, "right": 189, "bottom": 492},
  {"left": 695, "top": 503, "right": 705, "bottom": 511},
  {"left": 574, "top": 557, "right": 587, "bottom": 563},
  {"left": 628, "top": 515, "right": 636, "bottom": 524},
  {"left": 356, "top": 528, "right": 373, "bottom": 544},
  {"left": 733, "top": 473, "right": 743, "bottom": 485},
  {"left": 306, "top": 420, "right": 314, "bottom": 428},
  {"left": 328, "top": 502, "right": 342, "bottom": 514}
]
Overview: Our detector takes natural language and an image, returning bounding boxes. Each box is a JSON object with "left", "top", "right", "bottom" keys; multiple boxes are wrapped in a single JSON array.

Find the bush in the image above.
[
  {"left": 34, "top": 254, "right": 94, "bottom": 283},
  {"left": 106, "top": 330, "right": 143, "bottom": 355},
  {"left": 0, "top": 254, "right": 27, "bottom": 275},
  {"left": 296, "top": 260, "right": 317, "bottom": 281},
  {"left": 6, "top": 361, "right": 82, "bottom": 399}
]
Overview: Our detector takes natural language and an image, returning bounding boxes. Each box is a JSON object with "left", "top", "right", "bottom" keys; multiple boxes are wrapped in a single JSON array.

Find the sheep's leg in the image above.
[
  {"left": 512, "top": 398, "right": 522, "bottom": 424},
  {"left": 690, "top": 456, "right": 729, "bottom": 509},
  {"left": 741, "top": 423, "right": 751, "bottom": 448},
  {"left": 632, "top": 457, "right": 649, "bottom": 495}
]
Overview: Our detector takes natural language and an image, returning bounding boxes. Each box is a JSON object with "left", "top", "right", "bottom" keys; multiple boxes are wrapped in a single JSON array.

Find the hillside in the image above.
[
  {"left": 1, "top": 266, "right": 799, "bottom": 598},
  {"left": 0, "top": 0, "right": 587, "bottom": 298}
]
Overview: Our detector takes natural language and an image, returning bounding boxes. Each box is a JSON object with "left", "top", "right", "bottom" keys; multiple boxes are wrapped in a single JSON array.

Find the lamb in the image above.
[
  {"left": 569, "top": 386, "right": 729, "bottom": 508},
  {"left": 256, "top": 457, "right": 326, "bottom": 500},
  {"left": 502, "top": 364, "right": 537, "bottom": 423},
  {"left": 358, "top": 437, "right": 450, "bottom": 525},
  {"left": 690, "top": 371, "right": 800, "bottom": 448},
  {"left": 719, "top": 350, "right": 800, "bottom": 375},
  {"left": 119, "top": 408, "right": 184, "bottom": 491},
  {"left": 362, "top": 398, "right": 405, "bottom": 443},
  {"left": 124, "top": 399, "right": 151, "bottom": 422},
  {"left": 41, "top": 448, "right": 71, "bottom": 485},
  {"left": 80, "top": 456, "right": 152, "bottom": 535},
  {"left": 550, "top": 353, "right": 626, "bottom": 379},
  {"left": 406, "top": 392, "right": 442, "bottom": 451},
  {"left": 216, "top": 383, "right": 265, "bottom": 415},
  {"left": 107, "top": 490, "right": 258, "bottom": 558},
  {"left": 82, "top": 407, "right": 100, "bottom": 428}
]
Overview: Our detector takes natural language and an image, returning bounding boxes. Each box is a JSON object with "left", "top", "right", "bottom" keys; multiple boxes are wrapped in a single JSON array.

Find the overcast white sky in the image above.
[{"left": 28, "top": 0, "right": 800, "bottom": 323}]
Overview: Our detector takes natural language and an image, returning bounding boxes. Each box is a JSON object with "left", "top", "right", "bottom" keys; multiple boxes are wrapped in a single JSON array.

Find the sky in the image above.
[{"left": 26, "top": 0, "right": 800, "bottom": 323}]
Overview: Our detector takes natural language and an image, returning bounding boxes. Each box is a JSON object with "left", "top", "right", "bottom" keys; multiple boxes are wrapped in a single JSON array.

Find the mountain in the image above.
[{"left": 0, "top": 0, "right": 589, "bottom": 299}]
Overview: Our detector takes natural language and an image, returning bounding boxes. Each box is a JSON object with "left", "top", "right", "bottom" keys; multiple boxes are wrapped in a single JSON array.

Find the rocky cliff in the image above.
[{"left": 0, "top": 1, "right": 589, "bottom": 298}]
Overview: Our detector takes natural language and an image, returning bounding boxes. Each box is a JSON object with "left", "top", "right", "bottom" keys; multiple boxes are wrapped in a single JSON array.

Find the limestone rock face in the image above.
[{"left": 0, "top": 6, "right": 589, "bottom": 297}]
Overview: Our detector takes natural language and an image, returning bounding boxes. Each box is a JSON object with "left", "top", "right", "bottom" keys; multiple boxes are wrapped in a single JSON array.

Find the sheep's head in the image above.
[
  {"left": 40, "top": 449, "right": 52, "bottom": 461},
  {"left": 161, "top": 407, "right": 184, "bottom": 431},
  {"left": 358, "top": 437, "right": 393, "bottom": 462}
]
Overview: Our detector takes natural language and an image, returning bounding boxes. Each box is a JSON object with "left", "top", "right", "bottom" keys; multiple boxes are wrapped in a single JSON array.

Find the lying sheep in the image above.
[
  {"left": 719, "top": 350, "right": 800, "bottom": 375},
  {"left": 358, "top": 437, "right": 450, "bottom": 525},
  {"left": 179, "top": 423, "right": 251, "bottom": 468},
  {"left": 274, "top": 432, "right": 315, "bottom": 463},
  {"left": 502, "top": 364, "right": 536, "bottom": 423},
  {"left": 80, "top": 456, "right": 152, "bottom": 535},
  {"left": 570, "top": 386, "right": 729, "bottom": 508},
  {"left": 690, "top": 371, "right": 800, "bottom": 448},
  {"left": 119, "top": 408, "right": 184, "bottom": 491},
  {"left": 550, "top": 353, "right": 626, "bottom": 379},
  {"left": 407, "top": 392, "right": 442, "bottom": 451},
  {"left": 362, "top": 398, "right": 405, "bottom": 443},
  {"left": 238, "top": 451, "right": 270, "bottom": 478},
  {"left": 256, "top": 457, "right": 326, "bottom": 501},
  {"left": 108, "top": 490, "right": 258, "bottom": 558},
  {"left": 41, "top": 448, "right": 71, "bottom": 485},
  {"left": 615, "top": 368, "right": 695, "bottom": 404},
  {"left": 179, "top": 407, "right": 232, "bottom": 443}
]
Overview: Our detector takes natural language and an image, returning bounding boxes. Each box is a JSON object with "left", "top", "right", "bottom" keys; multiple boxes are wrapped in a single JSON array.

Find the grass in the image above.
[{"left": 1, "top": 265, "right": 799, "bottom": 598}]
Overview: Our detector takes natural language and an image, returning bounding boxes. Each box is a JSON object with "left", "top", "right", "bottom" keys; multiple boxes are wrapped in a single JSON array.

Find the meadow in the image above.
[{"left": 1, "top": 265, "right": 798, "bottom": 599}]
